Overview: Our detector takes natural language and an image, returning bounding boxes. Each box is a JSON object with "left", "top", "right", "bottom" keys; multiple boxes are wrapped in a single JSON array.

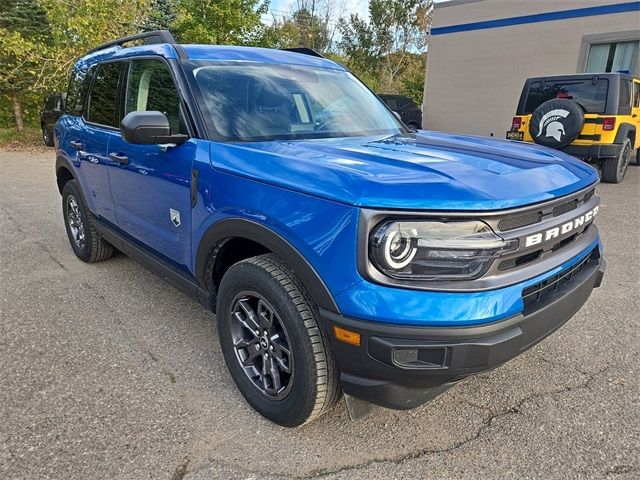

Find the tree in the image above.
[
  {"left": 338, "top": 0, "right": 432, "bottom": 93},
  {"left": 0, "top": 0, "right": 52, "bottom": 132},
  {"left": 139, "top": 0, "right": 178, "bottom": 32},
  {"left": 265, "top": 0, "right": 344, "bottom": 53},
  {"left": 174, "top": 0, "right": 269, "bottom": 45}
]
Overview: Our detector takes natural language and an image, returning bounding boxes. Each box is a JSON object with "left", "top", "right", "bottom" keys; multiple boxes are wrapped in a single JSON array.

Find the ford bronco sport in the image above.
[
  {"left": 55, "top": 31, "right": 605, "bottom": 427},
  {"left": 507, "top": 73, "right": 640, "bottom": 183}
]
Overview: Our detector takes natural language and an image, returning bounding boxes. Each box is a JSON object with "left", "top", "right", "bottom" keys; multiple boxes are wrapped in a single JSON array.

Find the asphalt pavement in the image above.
[{"left": 1, "top": 149, "right": 638, "bottom": 479}]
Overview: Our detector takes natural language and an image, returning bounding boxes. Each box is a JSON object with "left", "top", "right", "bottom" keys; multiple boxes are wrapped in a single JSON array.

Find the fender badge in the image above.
[{"left": 170, "top": 209, "right": 181, "bottom": 227}]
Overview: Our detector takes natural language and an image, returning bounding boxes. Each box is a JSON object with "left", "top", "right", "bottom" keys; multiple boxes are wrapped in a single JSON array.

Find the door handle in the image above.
[
  {"left": 70, "top": 140, "right": 83, "bottom": 150},
  {"left": 109, "top": 152, "right": 129, "bottom": 165}
]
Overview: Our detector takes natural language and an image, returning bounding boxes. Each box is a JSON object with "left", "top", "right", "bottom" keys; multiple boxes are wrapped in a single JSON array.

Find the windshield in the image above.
[{"left": 189, "top": 62, "right": 403, "bottom": 141}]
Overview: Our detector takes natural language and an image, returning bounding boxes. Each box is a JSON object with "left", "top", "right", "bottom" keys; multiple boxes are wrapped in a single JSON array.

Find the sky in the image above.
[
  {"left": 267, "top": 0, "right": 371, "bottom": 22},
  {"left": 266, "top": 0, "right": 445, "bottom": 23}
]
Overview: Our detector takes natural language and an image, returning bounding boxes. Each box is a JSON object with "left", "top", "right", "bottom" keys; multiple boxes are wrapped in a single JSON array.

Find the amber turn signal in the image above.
[{"left": 333, "top": 326, "right": 361, "bottom": 346}]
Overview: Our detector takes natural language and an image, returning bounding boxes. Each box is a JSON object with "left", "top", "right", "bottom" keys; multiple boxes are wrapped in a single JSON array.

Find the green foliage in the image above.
[
  {"left": 174, "top": 0, "right": 269, "bottom": 45},
  {"left": 339, "top": 0, "right": 431, "bottom": 95},
  {"left": 266, "top": 1, "right": 338, "bottom": 53},
  {"left": 139, "top": 0, "right": 178, "bottom": 32},
  {"left": 0, "top": 0, "right": 432, "bottom": 131},
  {"left": 0, "top": 126, "right": 42, "bottom": 148}
]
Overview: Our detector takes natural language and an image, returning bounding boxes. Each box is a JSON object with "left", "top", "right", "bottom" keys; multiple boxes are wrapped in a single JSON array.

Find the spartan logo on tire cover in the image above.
[{"left": 536, "top": 109, "right": 570, "bottom": 142}]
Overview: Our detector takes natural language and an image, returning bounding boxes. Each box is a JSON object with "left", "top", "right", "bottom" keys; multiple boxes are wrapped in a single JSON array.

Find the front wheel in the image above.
[
  {"left": 42, "top": 125, "right": 54, "bottom": 147},
  {"left": 217, "top": 254, "right": 340, "bottom": 427},
  {"left": 601, "top": 138, "right": 631, "bottom": 183}
]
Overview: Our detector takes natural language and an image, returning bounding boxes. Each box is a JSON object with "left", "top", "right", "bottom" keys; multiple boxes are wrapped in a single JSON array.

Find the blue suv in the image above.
[{"left": 55, "top": 31, "right": 605, "bottom": 427}]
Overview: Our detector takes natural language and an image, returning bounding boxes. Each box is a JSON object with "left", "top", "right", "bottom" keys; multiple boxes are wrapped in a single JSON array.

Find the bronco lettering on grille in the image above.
[{"left": 524, "top": 206, "right": 599, "bottom": 248}]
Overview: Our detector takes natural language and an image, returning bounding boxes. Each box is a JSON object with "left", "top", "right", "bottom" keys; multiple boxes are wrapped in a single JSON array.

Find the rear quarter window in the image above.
[
  {"left": 619, "top": 80, "right": 632, "bottom": 110},
  {"left": 66, "top": 66, "right": 94, "bottom": 116},
  {"left": 523, "top": 79, "right": 609, "bottom": 114}
]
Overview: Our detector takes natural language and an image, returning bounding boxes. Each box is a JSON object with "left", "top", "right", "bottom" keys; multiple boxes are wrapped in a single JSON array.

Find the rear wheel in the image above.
[
  {"left": 601, "top": 138, "right": 631, "bottom": 183},
  {"left": 62, "top": 180, "right": 114, "bottom": 262},
  {"left": 217, "top": 254, "right": 340, "bottom": 427},
  {"left": 635, "top": 147, "right": 640, "bottom": 166}
]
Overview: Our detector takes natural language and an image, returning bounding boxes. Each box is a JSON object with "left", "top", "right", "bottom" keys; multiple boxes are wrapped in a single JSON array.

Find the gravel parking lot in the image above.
[{"left": 1, "top": 149, "right": 638, "bottom": 479}]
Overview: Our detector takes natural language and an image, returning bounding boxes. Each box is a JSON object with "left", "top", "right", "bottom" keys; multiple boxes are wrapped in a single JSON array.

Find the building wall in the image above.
[{"left": 423, "top": 0, "right": 640, "bottom": 137}]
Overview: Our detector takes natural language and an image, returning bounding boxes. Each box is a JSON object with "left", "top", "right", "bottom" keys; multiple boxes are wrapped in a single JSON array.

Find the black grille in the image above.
[
  {"left": 498, "top": 250, "right": 541, "bottom": 271},
  {"left": 583, "top": 189, "right": 594, "bottom": 202},
  {"left": 522, "top": 248, "right": 599, "bottom": 310},
  {"left": 497, "top": 211, "right": 542, "bottom": 231},
  {"left": 552, "top": 199, "right": 578, "bottom": 217}
]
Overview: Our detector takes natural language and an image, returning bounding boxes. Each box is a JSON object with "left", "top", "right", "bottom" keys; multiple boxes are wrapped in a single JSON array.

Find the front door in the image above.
[{"left": 108, "top": 58, "right": 194, "bottom": 270}]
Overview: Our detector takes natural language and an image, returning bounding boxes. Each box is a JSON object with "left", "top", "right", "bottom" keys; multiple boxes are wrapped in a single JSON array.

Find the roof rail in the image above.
[
  {"left": 86, "top": 30, "right": 177, "bottom": 55},
  {"left": 281, "top": 47, "right": 324, "bottom": 58}
]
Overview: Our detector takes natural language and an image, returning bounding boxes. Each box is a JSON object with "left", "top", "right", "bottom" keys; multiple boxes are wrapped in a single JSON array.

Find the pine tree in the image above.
[{"left": 139, "top": 0, "right": 178, "bottom": 32}]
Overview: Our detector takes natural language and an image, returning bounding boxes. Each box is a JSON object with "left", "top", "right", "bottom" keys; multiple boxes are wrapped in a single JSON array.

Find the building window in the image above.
[{"left": 586, "top": 41, "right": 639, "bottom": 74}]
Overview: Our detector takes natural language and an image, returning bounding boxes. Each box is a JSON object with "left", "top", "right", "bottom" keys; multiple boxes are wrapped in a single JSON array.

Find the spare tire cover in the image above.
[{"left": 528, "top": 99, "right": 584, "bottom": 149}]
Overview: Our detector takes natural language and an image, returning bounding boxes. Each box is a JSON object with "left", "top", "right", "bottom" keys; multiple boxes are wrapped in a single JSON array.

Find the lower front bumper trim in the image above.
[{"left": 322, "top": 250, "right": 605, "bottom": 410}]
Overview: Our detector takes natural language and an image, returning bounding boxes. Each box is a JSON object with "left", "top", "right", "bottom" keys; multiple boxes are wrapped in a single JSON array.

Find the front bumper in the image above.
[{"left": 321, "top": 248, "right": 605, "bottom": 410}]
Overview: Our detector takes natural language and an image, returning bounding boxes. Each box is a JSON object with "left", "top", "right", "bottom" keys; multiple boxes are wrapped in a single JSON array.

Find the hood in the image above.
[{"left": 210, "top": 131, "right": 599, "bottom": 211}]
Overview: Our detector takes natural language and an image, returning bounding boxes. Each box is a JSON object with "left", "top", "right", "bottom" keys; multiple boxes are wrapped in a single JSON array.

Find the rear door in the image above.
[
  {"left": 74, "top": 61, "right": 127, "bottom": 223},
  {"left": 107, "top": 57, "right": 195, "bottom": 269},
  {"left": 632, "top": 80, "right": 640, "bottom": 148}
]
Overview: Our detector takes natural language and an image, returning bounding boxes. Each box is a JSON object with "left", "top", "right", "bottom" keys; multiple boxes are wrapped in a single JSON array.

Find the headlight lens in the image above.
[{"left": 369, "top": 219, "right": 517, "bottom": 281}]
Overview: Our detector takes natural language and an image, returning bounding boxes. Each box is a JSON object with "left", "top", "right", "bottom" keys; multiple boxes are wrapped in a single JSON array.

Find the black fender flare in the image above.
[
  {"left": 614, "top": 123, "right": 636, "bottom": 145},
  {"left": 195, "top": 218, "right": 339, "bottom": 312},
  {"left": 55, "top": 153, "right": 77, "bottom": 194}
]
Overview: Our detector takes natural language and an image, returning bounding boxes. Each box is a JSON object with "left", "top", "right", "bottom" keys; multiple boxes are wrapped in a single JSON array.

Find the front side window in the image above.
[
  {"left": 125, "top": 59, "right": 182, "bottom": 133},
  {"left": 523, "top": 79, "right": 609, "bottom": 114},
  {"left": 634, "top": 82, "right": 640, "bottom": 108},
  {"left": 87, "top": 62, "right": 126, "bottom": 127},
  {"left": 189, "top": 63, "right": 403, "bottom": 141}
]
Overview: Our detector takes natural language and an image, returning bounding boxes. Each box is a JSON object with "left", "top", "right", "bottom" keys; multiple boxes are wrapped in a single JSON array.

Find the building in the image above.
[{"left": 423, "top": 0, "right": 640, "bottom": 137}]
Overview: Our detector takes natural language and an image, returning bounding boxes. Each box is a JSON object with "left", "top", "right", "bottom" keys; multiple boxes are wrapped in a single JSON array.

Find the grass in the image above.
[{"left": 0, "top": 126, "right": 44, "bottom": 149}]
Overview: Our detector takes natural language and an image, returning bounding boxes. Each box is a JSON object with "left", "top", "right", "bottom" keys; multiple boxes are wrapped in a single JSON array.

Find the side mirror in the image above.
[
  {"left": 120, "top": 111, "right": 187, "bottom": 146},
  {"left": 392, "top": 111, "right": 402, "bottom": 121}
]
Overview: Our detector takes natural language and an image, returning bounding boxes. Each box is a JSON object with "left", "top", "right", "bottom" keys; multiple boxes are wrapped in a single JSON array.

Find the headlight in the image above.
[{"left": 369, "top": 219, "right": 517, "bottom": 281}]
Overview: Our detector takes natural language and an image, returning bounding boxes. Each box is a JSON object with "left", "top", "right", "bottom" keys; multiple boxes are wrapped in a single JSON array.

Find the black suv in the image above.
[
  {"left": 379, "top": 94, "right": 422, "bottom": 129},
  {"left": 40, "top": 92, "right": 65, "bottom": 147}
]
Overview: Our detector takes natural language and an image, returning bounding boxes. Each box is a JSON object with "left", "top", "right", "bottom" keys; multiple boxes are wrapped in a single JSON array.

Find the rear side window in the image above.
[
  {"left": 125, "top": 59, "right": 182, "bottom": 133},
  {"left": 384, "top": 98, "right": 399, "bottom": 110},
  {"left": 66, "top": 66, "right": 94, "bottom": 116},
  {"left": 87, "top": 62, "right": 126, "bottom": 127},
  {"left": 619, "top": 80, "right": 632, "bottom": 109},
  {"left": 523, "top": 79, "right": 609, "bottom": 114}
]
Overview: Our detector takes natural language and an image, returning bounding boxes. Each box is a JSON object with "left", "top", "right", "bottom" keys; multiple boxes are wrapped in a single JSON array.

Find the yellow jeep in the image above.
[{"left": 507, "top": 73, "right": 640, "bottom": 183}]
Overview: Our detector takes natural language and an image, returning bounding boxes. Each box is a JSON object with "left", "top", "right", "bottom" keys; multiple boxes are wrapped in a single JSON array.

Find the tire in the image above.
[
  {"left": 529, "top": 99, "right": 584, "bottom": 149},
  {"left": 601, "top": 138, "right": 632, "bottom": 183},
  {"left": 635, "top": 148, "right": 640, "bottom": 166},
  {"left": 62, "top": 180, "right": 114, "bottom": 262},
  {"left": 217, "top": 254, "right": 340, "bottom": 427},
  {"left": 407, "top": 121, "right": 420, "bottom": 131},
  {"left": 42, "top": 125, "right": 54, "bottom": 147}
]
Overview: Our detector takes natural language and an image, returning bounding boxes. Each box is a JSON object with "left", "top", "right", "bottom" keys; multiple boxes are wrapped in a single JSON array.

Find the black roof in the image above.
[{"left": 524, "top": 72, "right": 636, "bottom": 82}]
